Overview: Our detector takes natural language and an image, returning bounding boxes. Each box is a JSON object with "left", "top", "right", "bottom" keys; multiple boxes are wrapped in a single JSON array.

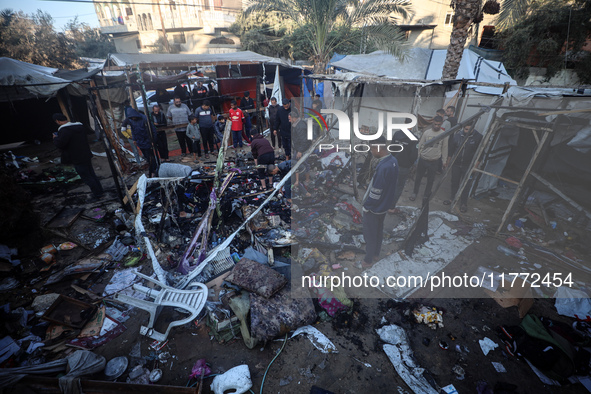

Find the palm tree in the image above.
[
  {"left": 441, "top": 0, "right": 530, "bottom": 80},
  {"left": 244, "top": 0, "right": 412, "bottom": 73}
]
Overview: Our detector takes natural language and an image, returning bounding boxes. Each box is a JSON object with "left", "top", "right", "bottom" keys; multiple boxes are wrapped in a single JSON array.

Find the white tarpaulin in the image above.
[
  {"left": 0, "top": 57, "right": 70, "bottom": 99},
  {"left": 330, "top": 48, "right": 517, "bottom": 95}
]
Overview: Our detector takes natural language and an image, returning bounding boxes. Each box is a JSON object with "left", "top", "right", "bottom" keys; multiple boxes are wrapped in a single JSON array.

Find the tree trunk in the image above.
[{"left": 442, "top": 0, "right": 481, "bottom": 80}]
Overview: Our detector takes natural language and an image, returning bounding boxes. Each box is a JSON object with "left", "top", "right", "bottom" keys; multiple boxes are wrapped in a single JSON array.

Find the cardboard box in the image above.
[{"left": 483, "top": 276, "right": 534, "bottom": 318}]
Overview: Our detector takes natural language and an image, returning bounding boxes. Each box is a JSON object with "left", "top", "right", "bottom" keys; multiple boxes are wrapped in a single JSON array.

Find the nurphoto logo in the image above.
[{"left": 305, "top": 109, "right": 418, "bottom": 152}]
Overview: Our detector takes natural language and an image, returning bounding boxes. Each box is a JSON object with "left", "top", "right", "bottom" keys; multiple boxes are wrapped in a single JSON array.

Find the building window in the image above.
[
  {"left": 136, "top": 39, "right": 142, "bottom": 49},
  {"left": 444, "top": 12, "right": 453, "bottom": 26},
  {"left": 142, "top": 14, "right": 148, "bottom": 30},
  {"left": 96, "top": 4, "right": 104, "bottom": 19},
  {"left": 147, "top": 14, "right": 153, "bottom": 30},
  {"left": 137, "top": 15, "right": 143, "bottom": 30},
  {"left": 105, "top": 5, "right": 113, "bottom": 24},
  {"left": 126, "top": 7, "right": 133, "bottom": 16}
]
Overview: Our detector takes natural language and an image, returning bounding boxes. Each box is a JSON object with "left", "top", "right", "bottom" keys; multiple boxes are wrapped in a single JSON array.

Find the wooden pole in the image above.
[
  {"left": 89, "top": 80, "right": 129, "bottom": 173},
  {"left": 101, "top": 71, "right": 119, "bottom": 135},
  {"left": 472, "top": 169, "right": 519, "bottom": 185},
  {"left": 57, "top": 92, "right": 71, "bottom": 122},
  {"left": 125, "top": 68, "right": 136, "bottom": 109},
  {"left": 450, "top": 116, "right": 500, "bottom": 211},
  {"left": 156, "top": 2, "right": 172, "bottom": 53},
  {"left": 495, "top": 130, "right": 551, "bottom": 234}
]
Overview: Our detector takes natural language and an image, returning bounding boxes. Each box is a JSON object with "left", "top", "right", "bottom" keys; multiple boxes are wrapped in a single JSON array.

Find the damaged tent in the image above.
[{"left": 0, "top": 58, "right": 101, "bottom": 144}]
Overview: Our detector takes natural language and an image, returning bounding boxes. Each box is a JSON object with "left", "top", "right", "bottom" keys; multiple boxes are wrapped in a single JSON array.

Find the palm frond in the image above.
[{"left": 495, "top": 0, "right": 531, "bottom": 30}]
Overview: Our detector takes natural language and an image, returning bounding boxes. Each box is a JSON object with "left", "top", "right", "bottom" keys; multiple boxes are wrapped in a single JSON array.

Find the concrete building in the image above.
[
  {"left": 93, "top": 0, "right": 242, "bottom": 54},
  {"left": 400, "top": 0, "right": 497, "bottom": 50}
]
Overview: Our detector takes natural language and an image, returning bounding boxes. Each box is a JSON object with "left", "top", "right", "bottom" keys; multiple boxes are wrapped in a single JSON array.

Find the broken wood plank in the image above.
[
  {"left": 123, "top": 178, "right": 139, "bottom": 205},
  {"left": 45, "top": 208, "right": 84, "bottom": 229},
  {"left": 472, "top": 169, "right": 519, "bottom": 185}
]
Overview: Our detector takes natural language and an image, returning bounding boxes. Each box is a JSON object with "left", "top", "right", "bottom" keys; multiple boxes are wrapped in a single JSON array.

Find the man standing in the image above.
[
  {"left": 174, "top": 83, "right": 189, "bottom": 105},
  {"left": 358, "top": 137, "right": 399, "bottom": 269},
  {"left": 240, "top": 91, "right": 255, "bottom": 141},
  {"left": 207, "top": 82, "right": 220, "bottom": 113},
  {"left": 274, "top": 98, "right": 292, "bottom": 159},
  {"left": 52, "top": 113, "right": 104, "bottom": 199},
  {"left": 195, "top": 100, "right": 216, "bottom": 158},
  {"left": 290, "top": 109, "right": 310, "bottom": 161},
  {"left": 289, "top": 109, "right": 311, "bottom": 188},
  {"left": 122, "top": 107, "right": 157, "bottom": 178},
  {"left": 409, "top": 116, "right": 448, "bottom": 201},
  {"left": 229, "top": 100, "right": 245, "bottom": 149},
  {"left": 267, "top": 97, "right": 281, "bottom": 149},
  {"left": 192, "top": 81, "right": 208, "bottom": 109},
  {"left": 151, "top": 104, "right": 169, "bottom": 162},
  {"left": 446, "top": 105, "right": 458, "bottom": 127},
  {"left": 167, "top": 97, "right": 193, "bottom": 157},
  {"left": 444, "top": 123, "right": 482, "bottom": 212}
]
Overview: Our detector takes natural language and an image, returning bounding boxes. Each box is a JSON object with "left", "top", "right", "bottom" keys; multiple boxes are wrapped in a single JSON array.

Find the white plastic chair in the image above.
[{"left": 114, "top": 272, "right": 208, "bottom": 341}]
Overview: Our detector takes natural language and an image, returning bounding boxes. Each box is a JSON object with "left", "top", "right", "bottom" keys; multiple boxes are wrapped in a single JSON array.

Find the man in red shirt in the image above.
[{"left": 229, "top": 100, "right": 244, "bottom": 148}]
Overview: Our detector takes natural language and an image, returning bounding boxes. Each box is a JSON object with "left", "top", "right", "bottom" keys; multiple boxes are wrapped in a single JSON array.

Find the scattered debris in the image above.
[{"left": 290, "top": 325, "right": 338, "bottom": 354}]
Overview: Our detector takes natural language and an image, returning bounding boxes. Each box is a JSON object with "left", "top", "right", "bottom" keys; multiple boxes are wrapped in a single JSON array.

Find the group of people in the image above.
[
  {"left": 410, "top": 105, "right": 480, "bottom": 213},
  {"left": 156, "top": 80, "right": 220, "bottom": 113},
  {"left": 164, "top": 96, "right": 224, "bottom": 162}
]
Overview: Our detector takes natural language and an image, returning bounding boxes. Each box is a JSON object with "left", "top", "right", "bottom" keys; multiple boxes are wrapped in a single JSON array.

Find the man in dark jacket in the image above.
[
  {"left": 240, "top": 91, "right": 255, "bottom": 141},
  {"left": 274, "top": 98, "right": 291, "bottom": 159},
  {"left": 359, "top": 136, "right": 399, "bottom": 269},
  {"left": 192, "top": 81, "right": 208, "bottom": 109},
  {"left": 122, "top": 107, "right": 157, "bottom": 177},
  {"left": 151, "top": 104, "right": 169, "bottom": 161},
  {"left": 267, "top": 97, "right": 281, "bottom": 149},
  {"left": 444, "top": 123, "right": 482, "bottom": 212},
  {"left": 194, "top": 100, "right": 216, "bottom": 158},
  {"left": 52, "top": 113, "right": 104, "bottom": 198},
  {"left": 251, "top": 131, "right": 275, "bottom": 189}
]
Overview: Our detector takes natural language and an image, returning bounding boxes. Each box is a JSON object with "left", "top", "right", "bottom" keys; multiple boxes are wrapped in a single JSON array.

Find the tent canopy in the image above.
[
  {"left": 106, "top": 51, "right": 298, "bottom": 70},
  {"left": 329, "top": 48, "right": 516, "bottom": 94},
  {"left": 0, "top": 57, "right": 101, "bottom": 101}
]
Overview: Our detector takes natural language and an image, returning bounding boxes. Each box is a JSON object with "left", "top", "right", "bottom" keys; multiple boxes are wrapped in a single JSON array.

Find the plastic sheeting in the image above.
[
  {"left": 0, "top": 350, "right": 104, "bottom": 389},
  {"left": 59, "top": 350, "right": 106, "bottom": 394},
  {"left": 0, "top": 57, "right": 100, "bottom": 101},
  {"left": 554, "top": 287, "right": 591, "bottom": 320},
  {"left": 330, "top": 48, "right": 517, "bottom": 94},
  {"left": 377, "top": 324, "right": 439, "bottom": 394}
]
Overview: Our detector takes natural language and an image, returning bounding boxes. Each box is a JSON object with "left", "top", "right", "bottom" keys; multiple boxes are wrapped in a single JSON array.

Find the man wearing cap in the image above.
[
  {"left": 274, "top": 98, "right": 292, "bottom": 159},
  {"left": 52, "top": 113, "right": 104, "bottom": 199}
]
